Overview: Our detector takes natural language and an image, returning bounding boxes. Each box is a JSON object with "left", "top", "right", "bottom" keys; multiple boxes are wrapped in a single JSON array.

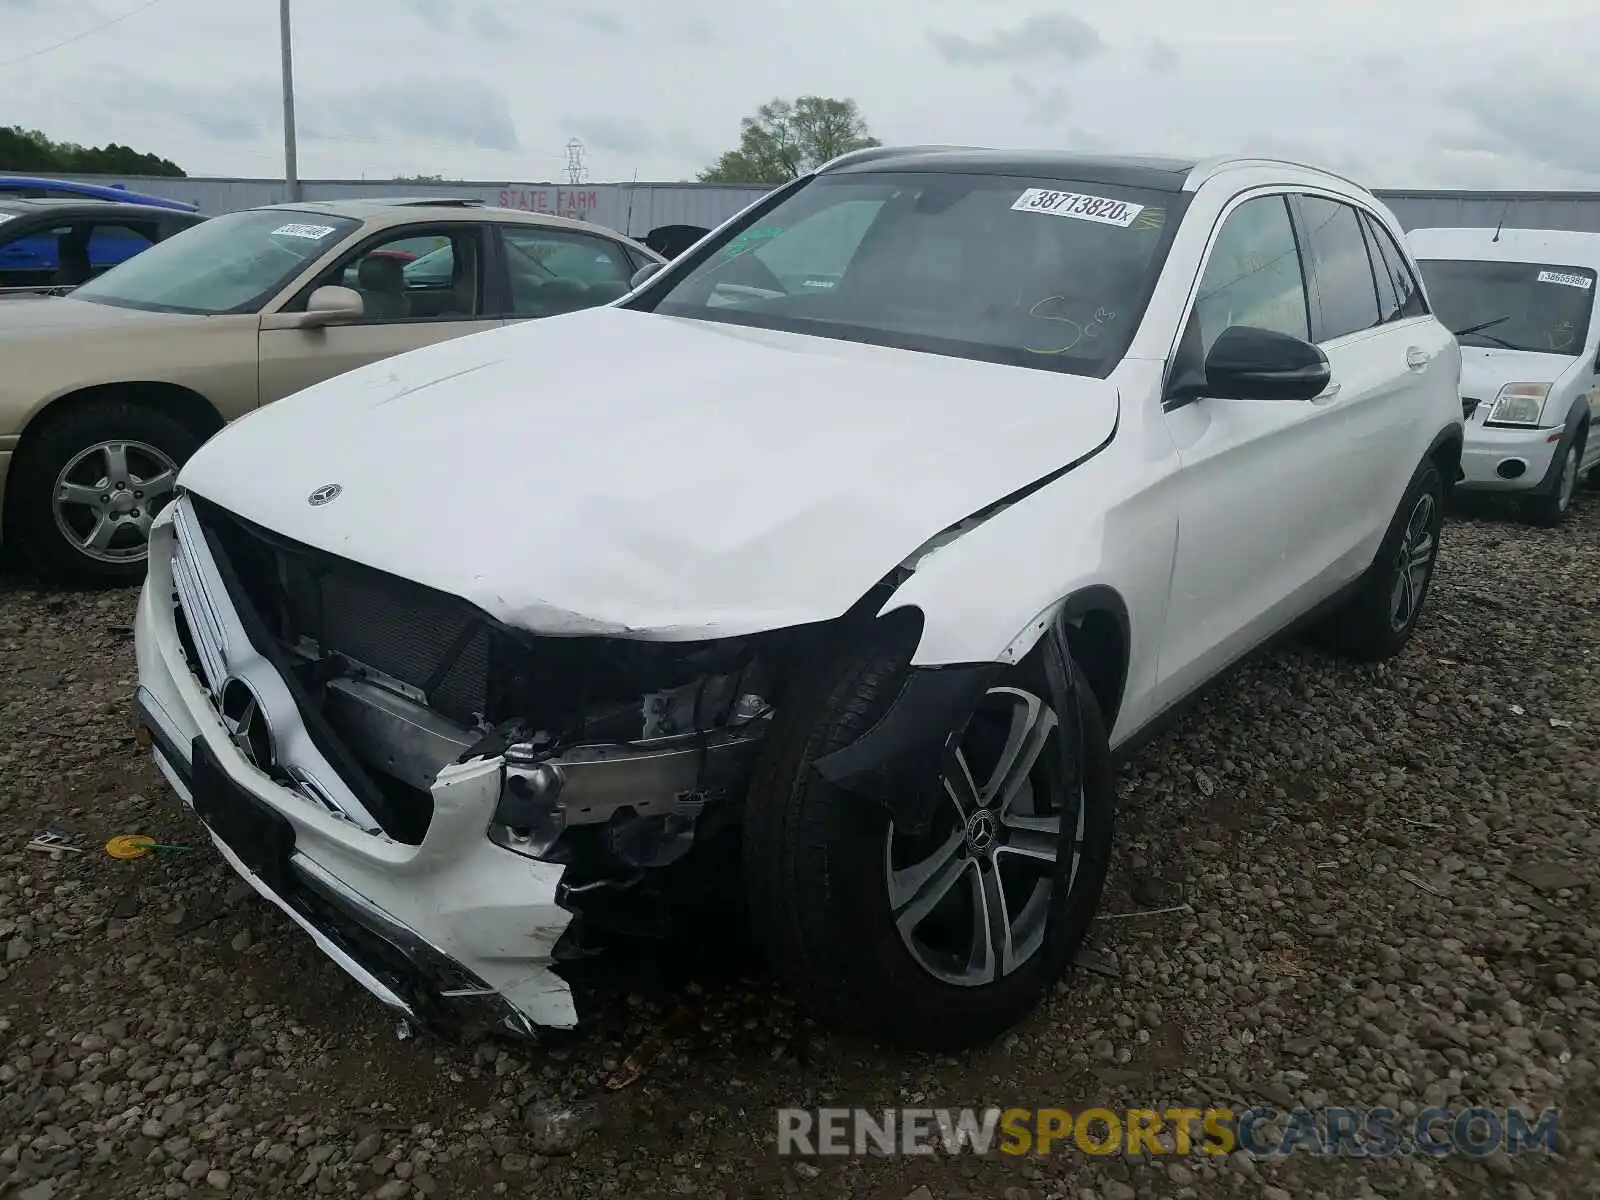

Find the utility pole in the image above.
[{"left": 279, "top": 0, "right": 300, "bottom": 202}]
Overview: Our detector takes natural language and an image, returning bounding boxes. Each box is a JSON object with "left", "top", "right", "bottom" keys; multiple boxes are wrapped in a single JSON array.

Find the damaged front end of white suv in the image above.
[{"left": 133, "top": 491, "right": 868, "bottom": 1041}]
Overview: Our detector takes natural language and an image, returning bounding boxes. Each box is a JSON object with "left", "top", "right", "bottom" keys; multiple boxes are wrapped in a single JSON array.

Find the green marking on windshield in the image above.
[{"left": 722, "top": 226, "right": 787, "bottom": 258}]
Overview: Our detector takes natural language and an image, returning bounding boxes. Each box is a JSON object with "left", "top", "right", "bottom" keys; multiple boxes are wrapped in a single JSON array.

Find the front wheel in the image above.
[
  {"left": 742, "top": 629, "right": 1115, "bottom": 1050},
  {"left": 5, "top": 399, "right": 200, "bottom": 586},
  {"left": 1524, "top": 434, "right": 1582, "bottom": 527}
]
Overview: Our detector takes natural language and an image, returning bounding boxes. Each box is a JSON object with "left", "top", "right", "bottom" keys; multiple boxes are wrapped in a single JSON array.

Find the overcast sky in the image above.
[{"left": 3, "top": 0, "right": 1599, "bottom": 189}]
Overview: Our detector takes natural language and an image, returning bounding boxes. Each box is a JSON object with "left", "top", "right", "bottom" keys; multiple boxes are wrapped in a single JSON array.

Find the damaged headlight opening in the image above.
[{"left": 188, "top": 495, "right": 804, "bottom": 882}]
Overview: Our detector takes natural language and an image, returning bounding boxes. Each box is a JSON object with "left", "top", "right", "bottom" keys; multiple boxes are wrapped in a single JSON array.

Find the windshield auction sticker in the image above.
[
  {"left": 271, "top": 223, "right": 337, "bottom": 240},
  {"left": 1011, "top": 188, "right": 1145, "bottom": 227},
  {"left": 1537, "top": 269, "right": 1592, "bottom": 290}
]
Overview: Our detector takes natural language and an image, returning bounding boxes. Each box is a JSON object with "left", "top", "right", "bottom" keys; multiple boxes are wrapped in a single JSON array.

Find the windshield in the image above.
[
  {"left": 1416, "top": 257, "right": 1597, "bottom": 355},
  {"left": 72, "top": 208, "right": 359, "bottom": 315},
  {"left": 640, "top": 171, "right": 1186, "bottom": 376}
]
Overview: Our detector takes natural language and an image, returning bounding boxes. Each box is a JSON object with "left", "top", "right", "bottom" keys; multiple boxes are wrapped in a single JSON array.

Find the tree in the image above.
[
  {"left": 0, "top": 125, "right": 185, "bottom": 177},
  {"left": 698, "top": 96, "right": 880, "bottom": 184}
]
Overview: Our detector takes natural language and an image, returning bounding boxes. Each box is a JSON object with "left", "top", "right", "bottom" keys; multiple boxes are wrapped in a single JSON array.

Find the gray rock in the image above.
[{"left": 522, "top": 1099, "right": 602, "bottom": 1155}]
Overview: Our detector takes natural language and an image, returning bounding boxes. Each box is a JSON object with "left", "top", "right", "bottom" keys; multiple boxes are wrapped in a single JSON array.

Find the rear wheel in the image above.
[
  {"left": 1329, "top": 458, "right": 1445, "bottom": 662},
  {"left": 742, "top": 627, "right": 1115, "bottom": 1050},
  {"left": 6, "top": 399, "right": 199, "bottom": 586}
]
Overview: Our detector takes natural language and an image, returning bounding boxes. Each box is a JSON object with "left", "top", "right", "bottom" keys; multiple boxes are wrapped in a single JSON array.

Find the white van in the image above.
[{"left": 1408, "top": 226, "right": 1600, "bottom": 524}]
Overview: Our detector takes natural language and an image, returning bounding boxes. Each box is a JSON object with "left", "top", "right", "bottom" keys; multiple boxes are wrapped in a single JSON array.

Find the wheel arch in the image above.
[
  {"left": 1426, "top": 423, "right": 1464, "bottom": 491},
  {"left": 14, "top": 381, "right": 226, "bottom": 455},
  {"left": 810, "top": 586, "right": 1128, "bottom": 838}
]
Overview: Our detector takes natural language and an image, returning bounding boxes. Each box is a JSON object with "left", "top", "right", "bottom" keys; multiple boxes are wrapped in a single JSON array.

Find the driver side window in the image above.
[
  {"left": 294, "top": 227, "right": 480, "bottom": 322},
  {"left": 1192, "top": 195, "right": 1311, "bottom": 357}
]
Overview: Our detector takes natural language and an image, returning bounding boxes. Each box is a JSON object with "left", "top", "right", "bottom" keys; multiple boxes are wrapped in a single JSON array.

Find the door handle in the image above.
[{"left": 1406, "top": 346, "right": 1432, "bottom": 371}]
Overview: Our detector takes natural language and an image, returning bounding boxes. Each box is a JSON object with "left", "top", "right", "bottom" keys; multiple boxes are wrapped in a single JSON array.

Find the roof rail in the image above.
[
  {"left": 816, "top": 144, "right": 982, "bottom": 173},
  {"left": 1184, "top": 155, "right": 1372, "bottom": 195}
]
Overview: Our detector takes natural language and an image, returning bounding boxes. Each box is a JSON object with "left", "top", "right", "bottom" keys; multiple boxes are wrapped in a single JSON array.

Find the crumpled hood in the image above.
[
  {"left": 179, "top": 307, "right": 1119, "bottom": 639},
  {"left": 1459, "top": 345, "right": 1581, "bottom": 402}
]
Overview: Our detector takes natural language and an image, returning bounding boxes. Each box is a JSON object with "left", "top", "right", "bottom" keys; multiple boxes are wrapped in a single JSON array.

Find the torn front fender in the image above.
[
  {"left": 811, "top": 661, "right": 1005, "bottom": 837},
  {"left": 811, "top": 616, "right": 1088, "bottom": 837}
]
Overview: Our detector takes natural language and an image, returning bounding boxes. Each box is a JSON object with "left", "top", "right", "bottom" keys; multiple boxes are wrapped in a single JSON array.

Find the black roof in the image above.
[
  {"left": 821, "top": 147, "right": 1200, "bottom": 192},
  {"left": 0, "top": 196, "right": 206, "bottom": 220}
]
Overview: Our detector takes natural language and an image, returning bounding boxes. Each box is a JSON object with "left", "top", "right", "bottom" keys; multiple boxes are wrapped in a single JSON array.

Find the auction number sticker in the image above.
[
  {"left": 1011, "top": 188, "right": 1145, "bottom": 227},
  {"left": 271, "top": 223, "right": 337, "bottom": 240},
  {"left": 1537, "top": 269, "right": 1593, "bottom": 290}
]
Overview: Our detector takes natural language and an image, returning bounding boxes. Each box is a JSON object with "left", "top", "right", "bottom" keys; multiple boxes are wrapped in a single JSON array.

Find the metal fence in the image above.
[{"left": 10, "top": 171, "right": 1600, "bottom": 239}]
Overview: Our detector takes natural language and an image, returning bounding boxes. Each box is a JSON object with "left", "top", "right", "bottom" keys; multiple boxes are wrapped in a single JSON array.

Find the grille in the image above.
[
  {"left": 1462, "top": 396, "right": 1482, "bottom": 419},
  {"left": 194, "top": 499, "right": 493, "bottom": 726}
]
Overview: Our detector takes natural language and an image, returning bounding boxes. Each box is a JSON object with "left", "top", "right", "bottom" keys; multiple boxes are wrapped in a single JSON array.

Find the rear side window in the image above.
[
  {"left": 1297, "top": 195, "right": 1382, "bottom": 341},
  {"left": 1361, "top": 213, "right": 1427, "bottom": 322}
]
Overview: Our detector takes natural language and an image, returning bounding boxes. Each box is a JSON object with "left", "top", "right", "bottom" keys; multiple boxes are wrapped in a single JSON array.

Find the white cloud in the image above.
[{"left": 0, "top": 0, "right": 1597, "bottom": 188}]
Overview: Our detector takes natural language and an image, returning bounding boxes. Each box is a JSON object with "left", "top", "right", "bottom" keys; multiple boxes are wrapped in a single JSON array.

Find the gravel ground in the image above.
[{"left": 1, "top": 489, "right": 1597, "bottom": 1200}]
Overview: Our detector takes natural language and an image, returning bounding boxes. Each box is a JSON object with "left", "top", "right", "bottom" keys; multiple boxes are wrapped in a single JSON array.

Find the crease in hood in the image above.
[{"left": 178, "top": 306, "right": 1121, "bottom": 639}]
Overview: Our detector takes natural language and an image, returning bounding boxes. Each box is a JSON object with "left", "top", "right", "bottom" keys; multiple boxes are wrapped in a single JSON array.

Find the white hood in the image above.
[
  {"left": 1459, "top": 345, "right": 1580, "bottom": 401},
  {"left": 180, "top": 308, "right": 1119, "bottom": 639}
]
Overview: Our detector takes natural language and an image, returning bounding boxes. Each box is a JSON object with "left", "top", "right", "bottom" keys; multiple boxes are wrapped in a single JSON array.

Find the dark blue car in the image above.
[
  {"left": 0, "top": 175, "right": 198, "bottom": 212},
  {"left": 0, "top": 198, "right": 206, "bottom": 293}
]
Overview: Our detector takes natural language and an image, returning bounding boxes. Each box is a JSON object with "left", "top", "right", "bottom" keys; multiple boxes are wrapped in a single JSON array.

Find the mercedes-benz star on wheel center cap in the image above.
[
  {"left": 134, "top": 149, "right": 1465, "bottom": 1050},
  {"left": 1407, "top": 226, "right": 1600, "bottom": 525}
]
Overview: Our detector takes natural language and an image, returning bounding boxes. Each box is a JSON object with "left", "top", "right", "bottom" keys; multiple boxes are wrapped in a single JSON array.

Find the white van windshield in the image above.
[{"left": 1417, "top": 258, "right": 1596, "bottom": 355}]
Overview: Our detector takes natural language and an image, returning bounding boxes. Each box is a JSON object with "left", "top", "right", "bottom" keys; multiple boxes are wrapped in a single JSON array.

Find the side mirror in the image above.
[
  {"left": 1202, "top": 325, "right": 1331, "bottom": 402},
  {"left": 300, "top": 285, "right": 364, "bottom": 327},
  {"left": 262, "top": 285, "right": 364, "bottom": 330},
  {"left": 630, "top": 262, "right": 663, "bottom": 289}
]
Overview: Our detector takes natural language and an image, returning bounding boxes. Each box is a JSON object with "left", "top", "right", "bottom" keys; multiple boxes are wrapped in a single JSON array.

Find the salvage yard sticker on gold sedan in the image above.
[{"left": 1011, "top": 188, "right": 1145, "bottom": 227}]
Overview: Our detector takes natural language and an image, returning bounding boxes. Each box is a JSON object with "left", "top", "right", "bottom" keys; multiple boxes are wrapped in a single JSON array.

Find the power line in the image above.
[{"left": 0, "top": 0, "right": 174, "bottom": 70}]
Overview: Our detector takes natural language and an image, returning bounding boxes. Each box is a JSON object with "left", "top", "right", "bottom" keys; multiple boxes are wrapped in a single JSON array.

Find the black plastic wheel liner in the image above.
[{"left": 812, "top": 660, "right": 1006, "bottom": 837}]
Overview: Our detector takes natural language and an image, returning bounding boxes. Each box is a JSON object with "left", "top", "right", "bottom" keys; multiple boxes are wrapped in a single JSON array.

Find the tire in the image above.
[
  {"left": 1329, "top": 457, "right": 1446, "bottom": 662},
  {"left": 5, "top": 398, "right": 201, "bottom": 587},
  {"left": 1525, "top": 431, "right": 1583, "bottom": 527},
  {"left": 742, "top": 625, "right": 1115, "bottom": 1050}
]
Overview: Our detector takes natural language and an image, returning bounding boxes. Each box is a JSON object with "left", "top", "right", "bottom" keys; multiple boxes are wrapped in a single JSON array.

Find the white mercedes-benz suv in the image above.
[{"left": 134, "top": 149, "right": 1464, "bottom": 1050}]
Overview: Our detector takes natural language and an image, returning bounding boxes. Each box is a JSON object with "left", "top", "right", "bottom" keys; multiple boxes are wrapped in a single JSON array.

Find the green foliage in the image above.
[
  {"left": 0, "top": 125, "right": 186, "bottom": 177},
  {"left": 699, "top": 97, "right": 880, "bottom": 184}
]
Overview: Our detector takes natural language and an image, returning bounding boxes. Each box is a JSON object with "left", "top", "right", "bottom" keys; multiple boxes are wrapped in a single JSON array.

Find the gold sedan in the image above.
[{"left": 0, "top": 198, "right": 664, "bottom": 584}]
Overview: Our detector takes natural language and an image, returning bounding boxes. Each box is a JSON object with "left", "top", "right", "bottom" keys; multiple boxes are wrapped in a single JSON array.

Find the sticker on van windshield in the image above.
[
  {"left": 1537, "top": 269, "right": 1592, "bottom": 290},
  {"left": 271, "top": 222, "right": 338, "bottom": 240},
  {"left": 1011, "top": 188, "right": 1145, "bottom": 227}
]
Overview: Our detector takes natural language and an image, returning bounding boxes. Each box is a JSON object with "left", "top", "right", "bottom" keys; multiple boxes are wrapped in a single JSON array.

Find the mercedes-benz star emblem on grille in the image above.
[
  {"left": 219, "top": 676, "right": 275, "bottom": 770},
  {"left": 308, "top": 483, "right": 343, "bottom": 506}
]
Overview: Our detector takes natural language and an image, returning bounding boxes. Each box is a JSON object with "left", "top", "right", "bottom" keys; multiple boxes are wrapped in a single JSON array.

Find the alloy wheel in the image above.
[
  {"left": 1389, "top": 491, "right": 1437, "bottom": 633},
  {"left": 51, "top": 439, "right": 179, "bottom": 565},
  {"left": 883, "top": 686, "right": 1081, "bottom": 987}
]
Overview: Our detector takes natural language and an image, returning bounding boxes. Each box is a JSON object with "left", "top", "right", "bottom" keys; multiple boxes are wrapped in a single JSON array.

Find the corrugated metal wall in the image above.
[
  {"left": 0, "top": 170, "right": 772, "bottom": 239},
  {"left": 13, "top": 171, "right": 1600, "bottom": 239},
  {"left": 1373, "top": 191, "right": 1600, "bottom": 234}
]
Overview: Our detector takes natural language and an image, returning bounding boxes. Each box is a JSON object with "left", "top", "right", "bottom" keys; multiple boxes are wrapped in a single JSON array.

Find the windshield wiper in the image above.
[{"left": 1451, "top": 315, "right": 1511, "bottom": 337}]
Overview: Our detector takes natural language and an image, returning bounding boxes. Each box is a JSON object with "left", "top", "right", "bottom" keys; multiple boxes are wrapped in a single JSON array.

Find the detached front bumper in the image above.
[
  {"left": 133, "top": 502, "right": 578, "bottom": 1038},
  {"left": 1458, "top": 417, "right": 1564, "bottom": 492}
]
